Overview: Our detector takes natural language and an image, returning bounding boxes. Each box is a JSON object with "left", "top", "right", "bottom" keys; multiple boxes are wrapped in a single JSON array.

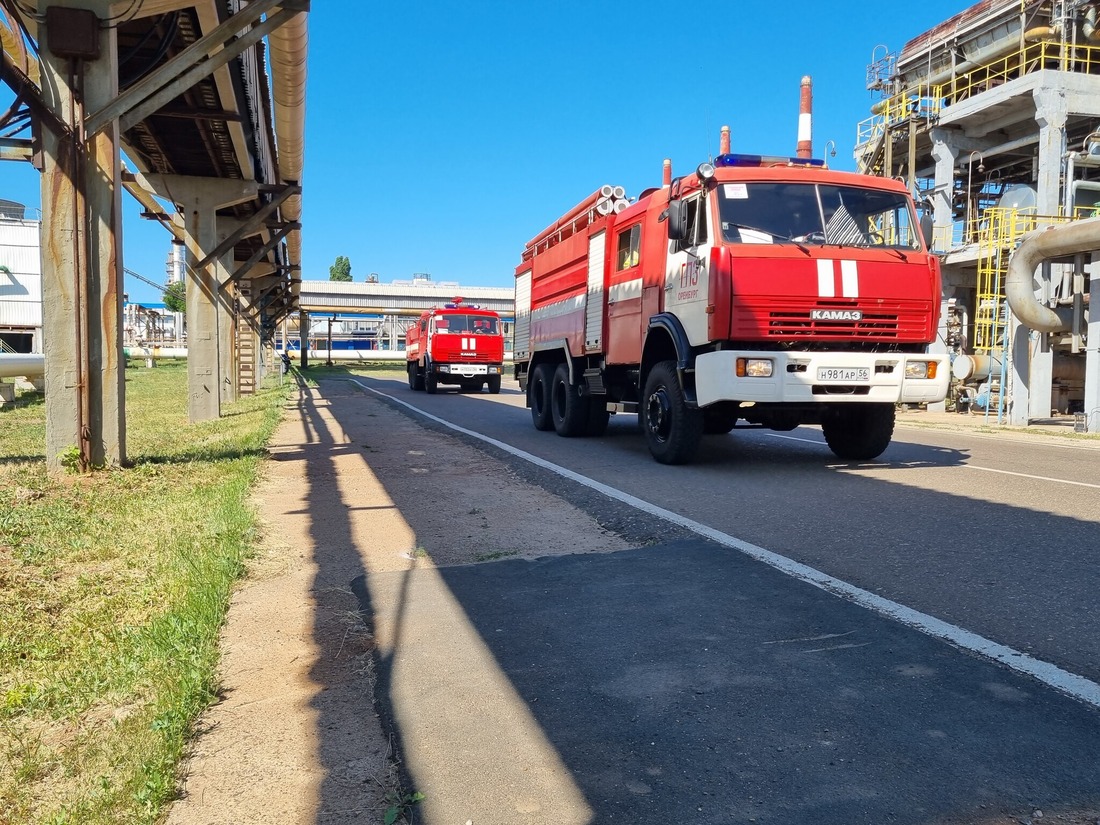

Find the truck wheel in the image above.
[
  {"left": 551, "top": 363, "right": 589, "bottom": 437},
  {"left": 487, "top": 374, "right": 502, "bottom": 394},
  {"left": 529, "top": 363, "right": 555, "bottom": 431},
  {"left": 408, "top": 361, "right": 424, "bottom": 391},
  {"left": 585, "top": 400, "right": 610, "bottom": 436},
  {"left": 642, "top": 360, "right": 703, "bottom": 464},
  {"left": 821, "top": 403, "right": 895, "bottom": 460},
  {"left": 702, "top": 409, "right": 737, "bottom": 434},
  {"left": 425, "top": 361, "right": 438, "bottom": 394}
]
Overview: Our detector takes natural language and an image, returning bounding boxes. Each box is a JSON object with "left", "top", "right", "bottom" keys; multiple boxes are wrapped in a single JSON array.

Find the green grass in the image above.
[{"left": 0, "top": 359, "right": 292, "bottom": 824}]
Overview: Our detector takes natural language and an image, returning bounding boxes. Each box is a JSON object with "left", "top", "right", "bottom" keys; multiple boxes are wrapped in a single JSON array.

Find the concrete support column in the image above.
[
  {"left": 299, "top": 309, "right": 309, "bottom": 368},
  {"left": 1085, "top": 258, "right": 1100, "bottom": 432},
  {"left": 38, "top": 4, "right": 125, "bottom": 473},
  {"left": 1011, "top": 92, "right": 1068, "bottom": 424},
  {"left": 930, "top": 128, "right": 961, "bottom": 253},
  {"left": 143, "top": 176, "right": 259, "bottom": 422},
  {"left": 1034, "top": 90, "right": 1068, "bottom": 218}
]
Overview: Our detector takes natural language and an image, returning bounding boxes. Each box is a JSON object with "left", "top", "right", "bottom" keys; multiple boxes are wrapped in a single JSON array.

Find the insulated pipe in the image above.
[
  {"left": 1006, "top": 217, "right": 1100, "bottom": 333},
  {"left": 662, "top": 159, "right": 672, "bottom": 186},
  {"left": 796, "top": 76, "right": 812, "bottom": 159},
  {"left": 0, "top": 14, "right": 39, "bottom": 85},
  {"left": 1084, "top": 5, "right": 1100, "bottom": 41},
  {"left": 720, "top": 126, "right": 730, "bottom": 155},
  {"left": 0, "top": 354, "right": 45, "bottom": 378},
  {"left": 952, "top": 353, "right": 1001, "bottom": 382},
  {"left": 267, "top": 8, "right": 308, "bottom": 274},
  {"left": 952, "top": 352, "right": 1084, "bottom": 382}
]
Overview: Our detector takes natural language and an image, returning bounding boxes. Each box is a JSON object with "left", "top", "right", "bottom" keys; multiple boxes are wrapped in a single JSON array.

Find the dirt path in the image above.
[{"left": 164, "top": 378, "right": 629, "bottom": 824}]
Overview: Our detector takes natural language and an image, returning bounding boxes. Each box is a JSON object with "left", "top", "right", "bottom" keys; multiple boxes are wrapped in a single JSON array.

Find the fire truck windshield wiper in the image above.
[{"left": 727, "top": 223, "right": 811, "bottom": 254}]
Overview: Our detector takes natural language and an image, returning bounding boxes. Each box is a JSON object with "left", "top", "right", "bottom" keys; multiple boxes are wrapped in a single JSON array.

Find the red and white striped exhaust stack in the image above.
[{"left": 797, "top": 75, "right": 813, "bottom": 159}]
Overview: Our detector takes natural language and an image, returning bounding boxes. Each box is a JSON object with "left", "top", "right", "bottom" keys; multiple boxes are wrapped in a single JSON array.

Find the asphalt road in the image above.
[{"left": 342, "top": 371, "right": 1100, "bottom": 824}]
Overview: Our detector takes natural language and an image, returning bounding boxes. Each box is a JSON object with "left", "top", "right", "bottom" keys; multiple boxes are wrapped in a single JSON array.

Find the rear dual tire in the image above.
[{"left": 408, "top": 361, "right": 425, "bottom": 391}]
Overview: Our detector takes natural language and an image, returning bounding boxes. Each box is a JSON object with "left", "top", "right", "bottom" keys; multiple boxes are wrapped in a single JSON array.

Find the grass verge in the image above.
[{"left": 0, "top": 360, "right": 292, "bottom": 824}]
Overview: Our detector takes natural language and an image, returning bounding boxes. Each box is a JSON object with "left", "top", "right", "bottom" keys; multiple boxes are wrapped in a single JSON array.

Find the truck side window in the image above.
[
  {"left": 677, "top": 197, "right": 707, "bottom": 251},
  {"left": 616, "top": 224, "right": 641, "bottom": 270}
]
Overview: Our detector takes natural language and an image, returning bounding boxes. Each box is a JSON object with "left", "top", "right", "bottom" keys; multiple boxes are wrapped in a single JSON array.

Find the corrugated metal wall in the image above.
[{"left": 0, "top": 218, "right": 43, "bottom": 329}]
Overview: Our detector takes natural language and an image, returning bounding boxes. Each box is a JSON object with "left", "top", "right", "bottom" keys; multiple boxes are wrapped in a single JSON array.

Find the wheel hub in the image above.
[{"left": 646, "top": 388, "right": 671, "bottom": 442}]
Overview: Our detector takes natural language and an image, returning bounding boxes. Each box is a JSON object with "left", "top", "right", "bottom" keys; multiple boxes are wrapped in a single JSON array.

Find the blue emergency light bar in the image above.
[
  {"left": 714, "top": 153, "right": 825, "bottom": 168},
  {"left": 444, "top": 302, "right": 481, "bottom": 309}
]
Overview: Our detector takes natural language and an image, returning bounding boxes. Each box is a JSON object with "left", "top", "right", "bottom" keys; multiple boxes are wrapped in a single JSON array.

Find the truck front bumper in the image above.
[
  {"left": 694, "top": 350, "right": 949, "bottom": 407},
  {"left": 435, "top": 363, "right": 503, "bottom": 378}
]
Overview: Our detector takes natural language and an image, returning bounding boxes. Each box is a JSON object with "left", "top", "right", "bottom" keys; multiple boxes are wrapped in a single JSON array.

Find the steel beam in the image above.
[{"left": 84, "top": 0, "right": 308, "bottom": 136}]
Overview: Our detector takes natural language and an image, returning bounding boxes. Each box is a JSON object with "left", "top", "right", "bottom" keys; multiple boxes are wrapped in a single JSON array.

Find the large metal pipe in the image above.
[
  {"left": 0, "top": 353, "right": 45, "bottom": 378},
  {"left": 1006, "top": 218, "right": 1100, "bottom": 332},
  {"left": 953, "top": 352, "right": 1085, "bottom": 381},
  {"left": 267, "top": 7, "right": 307, "bottom": 285}
]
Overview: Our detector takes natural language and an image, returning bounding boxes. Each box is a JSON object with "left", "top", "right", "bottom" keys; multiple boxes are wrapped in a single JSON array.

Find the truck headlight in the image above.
[
  {"left": 905, "top": 361, "right": 938, "bottom": 379},
  {"left": 736, "top": 358, "right": 773, "bottom": 378},
  {"left": 439, "top": 365, "right": 451, "bottom": 373}
]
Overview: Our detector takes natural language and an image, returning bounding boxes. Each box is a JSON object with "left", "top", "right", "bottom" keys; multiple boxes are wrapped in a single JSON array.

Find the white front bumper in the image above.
[
  {"left": 694, "top": 350, "right": 949, "bottom": 406},
  {"left": 437, "top": 364, "right": 502, "bottom": 378}
]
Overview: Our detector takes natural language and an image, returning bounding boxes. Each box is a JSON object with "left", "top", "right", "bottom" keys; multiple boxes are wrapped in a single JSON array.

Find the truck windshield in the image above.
[
  {"left": 435, "top": 315, "right": 498, "bottom": 334},
  {"left": 716, "top": 182, "right": 922, "bottom": 250}
]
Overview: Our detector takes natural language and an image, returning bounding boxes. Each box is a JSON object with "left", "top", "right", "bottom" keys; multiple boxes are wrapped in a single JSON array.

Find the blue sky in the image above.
[{"left": 3, "top": 1, "right": 970, "bottom": 304}]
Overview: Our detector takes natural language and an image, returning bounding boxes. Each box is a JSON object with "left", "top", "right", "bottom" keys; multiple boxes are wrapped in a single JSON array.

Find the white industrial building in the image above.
[{"left": 0, "top": 199, "right": 42, "bottom": 354}]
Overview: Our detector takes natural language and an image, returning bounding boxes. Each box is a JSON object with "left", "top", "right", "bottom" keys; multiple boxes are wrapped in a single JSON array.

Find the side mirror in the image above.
[
  {"left": 666, "top": 200, "right": 688, "bottom": 242},
  {"left": 919, "top": 211, "right": 934, "bottom": 250}
]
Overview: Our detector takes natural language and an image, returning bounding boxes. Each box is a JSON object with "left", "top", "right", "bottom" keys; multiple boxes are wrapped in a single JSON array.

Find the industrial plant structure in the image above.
[{"left": 857, "top": 0, "right": 1099, "bottom": 430}]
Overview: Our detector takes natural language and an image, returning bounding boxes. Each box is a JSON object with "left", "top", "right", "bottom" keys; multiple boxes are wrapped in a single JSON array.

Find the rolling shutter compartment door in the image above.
[
  {"left": 585, "top": 230, "right": 605, "bottom": 350},
  {"left": 514, "top": 270, "right": 532, "bottom": 361}
]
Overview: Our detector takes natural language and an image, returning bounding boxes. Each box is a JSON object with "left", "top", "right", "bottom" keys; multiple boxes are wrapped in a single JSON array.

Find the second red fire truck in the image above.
[{"left": 406, "top": 299, "right": 505, "bottom": 394}]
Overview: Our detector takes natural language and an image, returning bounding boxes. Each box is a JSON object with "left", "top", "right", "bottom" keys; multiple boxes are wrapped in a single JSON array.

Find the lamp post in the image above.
[{"left": 966, "top": 151, "right": 985, "bottom": 244}]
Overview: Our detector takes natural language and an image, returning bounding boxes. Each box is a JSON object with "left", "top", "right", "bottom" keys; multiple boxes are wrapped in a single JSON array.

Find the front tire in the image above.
[
  {"left": 424, "top": 360, "right": 438, "bottom": 394},
  {"left": 529, "top": 363, "right": 555, "bottom": 431},
  {"left": 551, "top": 363, "right": 589, "bottom": 437},
  {"left": 821, "top": 403, "right": 895, "bottom": 460},
  {"left": 642, "top": 360, "right": 703, "bottom": 465},
  {"left": 487, "top": 374, "right": 502, "bottom": 394}
]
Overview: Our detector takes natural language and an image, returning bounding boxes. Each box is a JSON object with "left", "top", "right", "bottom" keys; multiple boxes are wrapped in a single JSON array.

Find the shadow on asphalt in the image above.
[{"left": 300, "top": 372, "right": 1100, "bottom": 825}]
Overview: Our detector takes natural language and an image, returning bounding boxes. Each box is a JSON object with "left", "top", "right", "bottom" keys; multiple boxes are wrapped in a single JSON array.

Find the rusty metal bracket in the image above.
[
  {"left": 223, "top": 222, "right": 298, "bottom": 286},
  {"left": 195, "top": 185, "right": 300, "bottom": 271}
]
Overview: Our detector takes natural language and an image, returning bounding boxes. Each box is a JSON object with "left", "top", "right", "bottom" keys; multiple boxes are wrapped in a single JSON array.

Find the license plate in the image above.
[{"left": 817, "top": 367, "right": 870, "bottom": 382}]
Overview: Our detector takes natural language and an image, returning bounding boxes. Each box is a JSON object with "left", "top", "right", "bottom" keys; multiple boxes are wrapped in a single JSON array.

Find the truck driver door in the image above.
[{"left": 664, "top": 194, "right": 712, "bottom": 347}]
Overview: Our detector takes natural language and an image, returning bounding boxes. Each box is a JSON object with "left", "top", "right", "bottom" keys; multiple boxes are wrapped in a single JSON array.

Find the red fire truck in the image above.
[
  {"left": 406, "top": 299, "right": 505, "bottom": 394},
  {"left": 514, "top": 142, "right": 948, "bottom": 464}
]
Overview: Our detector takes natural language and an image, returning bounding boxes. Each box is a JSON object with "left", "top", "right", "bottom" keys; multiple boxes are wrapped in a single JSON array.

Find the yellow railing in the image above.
[
  {"left": 936, "top": 39, "right": 1100, "bottom": 104},
  {"left": 858, "top": 39, "right": 1100, "bottom": 150},
  {"left": 973, "top": 208, "right": 1070, "bottom": 354}
]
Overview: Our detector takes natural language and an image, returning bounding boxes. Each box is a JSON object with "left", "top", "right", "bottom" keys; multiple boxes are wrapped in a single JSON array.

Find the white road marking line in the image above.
[
  {"left": 963, "top": 464, "right": 1100, "bottom": 490},
  {"left": 766, "top": 432, "right": 1100, "bottom": 488},
  {"left": 352, "top": 380, "right": 1100, "bottom": 711},
  {"left": 767, "top": 433, "right": 822, "bottom": 445}
]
